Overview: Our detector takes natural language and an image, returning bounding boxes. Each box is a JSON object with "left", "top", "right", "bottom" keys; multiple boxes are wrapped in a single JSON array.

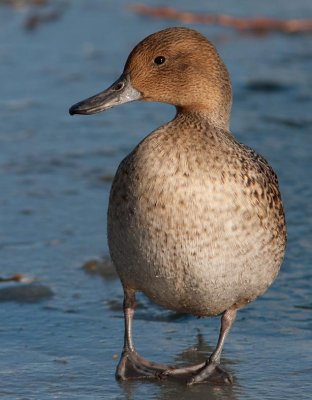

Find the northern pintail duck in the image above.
[{"left": 69, "top": 27, "right": 286, "bottom": 384}]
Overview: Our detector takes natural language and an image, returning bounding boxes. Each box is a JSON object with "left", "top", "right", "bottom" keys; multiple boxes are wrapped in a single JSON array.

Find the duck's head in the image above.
[{"left": 69, "top": 27, "right": 232, "bottom": 129}]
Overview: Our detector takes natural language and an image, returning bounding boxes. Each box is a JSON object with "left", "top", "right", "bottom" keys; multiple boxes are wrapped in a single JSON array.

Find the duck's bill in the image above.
[{"left": 69, "top": 75, "right": 142, "bottom": 115}]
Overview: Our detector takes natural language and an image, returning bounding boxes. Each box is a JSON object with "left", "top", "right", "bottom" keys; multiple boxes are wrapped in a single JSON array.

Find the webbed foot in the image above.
[
  {"left": 187, "top": 360, "right": 233, "bottom": 385},
  {"left": 116, "top": 349, "right": 173, "bottom": 380},
  {"left": 161, "top": 360, "right": 233, "bottom": 384}
]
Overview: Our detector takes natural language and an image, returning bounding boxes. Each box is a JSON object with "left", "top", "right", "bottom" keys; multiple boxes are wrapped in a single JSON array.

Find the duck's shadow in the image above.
[{"left": 118, "top": 332, "right": 241, "bottom": 400}]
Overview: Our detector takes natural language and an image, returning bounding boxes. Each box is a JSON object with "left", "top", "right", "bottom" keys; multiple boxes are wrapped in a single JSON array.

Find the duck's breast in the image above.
[{"left": 108, "top": 122, "right": 286, "bottom": 315}]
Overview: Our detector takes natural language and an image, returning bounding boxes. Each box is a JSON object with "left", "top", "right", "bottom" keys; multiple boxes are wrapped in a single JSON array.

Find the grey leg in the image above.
[
  {"left": 188, "top": 308, "right": 237, "bottom": 385},
  {"left": 161, "top": 307, "right": 237, "bottom": 384},
  {"left": 115, "top": 288, "right": 171, "bottom": 380}
]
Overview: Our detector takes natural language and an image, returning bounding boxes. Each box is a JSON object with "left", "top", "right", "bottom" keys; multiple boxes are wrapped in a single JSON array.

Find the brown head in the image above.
[{"left": 69, "top": 27, "right": 232, "bottom": 129}]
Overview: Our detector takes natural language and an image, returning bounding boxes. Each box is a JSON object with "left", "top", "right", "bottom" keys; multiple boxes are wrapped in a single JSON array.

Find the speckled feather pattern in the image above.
[{"left": 108, "top": 111, "right": 286, "bottom": 316}]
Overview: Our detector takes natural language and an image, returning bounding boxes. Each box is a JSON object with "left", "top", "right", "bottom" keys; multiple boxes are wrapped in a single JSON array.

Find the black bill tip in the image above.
[
  {"left": 69, "top": 101, "right": 86, "bottom": 116},
  {"left": 69, "top": 105, "right": 76, "bottom": 116}
]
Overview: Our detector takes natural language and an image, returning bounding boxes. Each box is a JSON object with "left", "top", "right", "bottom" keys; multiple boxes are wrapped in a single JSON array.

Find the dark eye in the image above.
[{"left": 154, "top": 56, "right": 166, "bottom": 65}]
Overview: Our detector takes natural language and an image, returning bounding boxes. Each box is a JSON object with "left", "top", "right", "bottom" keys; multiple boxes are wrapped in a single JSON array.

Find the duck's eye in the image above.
[{"left": 154, "top": 56, "right": 166, "bottom": 65}]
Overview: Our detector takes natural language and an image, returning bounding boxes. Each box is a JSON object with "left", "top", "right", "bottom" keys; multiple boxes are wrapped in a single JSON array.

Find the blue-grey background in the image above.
[{"left": 0, "top": 1, "right": 311, "bottom": 399}]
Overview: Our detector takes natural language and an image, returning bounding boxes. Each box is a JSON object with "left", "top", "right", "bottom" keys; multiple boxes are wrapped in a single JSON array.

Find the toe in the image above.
[{"left": 187, "top": 362, "right": 233, "bottom": 385}]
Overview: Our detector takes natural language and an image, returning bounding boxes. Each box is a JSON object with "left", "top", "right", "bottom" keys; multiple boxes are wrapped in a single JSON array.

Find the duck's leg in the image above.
[
  {"left": 188, "top": 308, "right": 236, "bottom": 384},
  {"left": 162, "top": 308, "right": 237, "bottom": 384},
  {"left": 115, "top": 288, "right": 171, "bottom": 380}
]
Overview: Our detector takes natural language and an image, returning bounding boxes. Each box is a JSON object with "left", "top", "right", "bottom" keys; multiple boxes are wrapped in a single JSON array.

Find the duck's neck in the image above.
[{"left": 175, "top": 107, "right": 231, "bottom": 131}]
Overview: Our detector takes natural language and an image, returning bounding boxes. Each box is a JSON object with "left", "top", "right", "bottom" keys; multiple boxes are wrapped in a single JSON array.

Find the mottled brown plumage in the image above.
[{"left": 70, "top": 27, "right": 286, "bottom": 385}]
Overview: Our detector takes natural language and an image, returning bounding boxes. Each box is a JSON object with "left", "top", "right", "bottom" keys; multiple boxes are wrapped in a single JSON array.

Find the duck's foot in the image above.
[
  {"left": 116, "top": 349, "right": 173, "bottom": 380},
  {"left": 162, "top": 360, "right": 233, "bottom": 385}
]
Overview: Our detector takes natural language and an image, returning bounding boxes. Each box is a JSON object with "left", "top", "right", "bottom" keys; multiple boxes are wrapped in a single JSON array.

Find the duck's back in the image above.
[{"left": 108, "top": 113, "right": 286, "bottom": 316}]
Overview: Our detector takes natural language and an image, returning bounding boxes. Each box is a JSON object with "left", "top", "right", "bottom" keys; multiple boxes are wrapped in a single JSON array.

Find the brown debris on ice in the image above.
[
  {"left": 130, "top": 5, "right": 312, "bottom": 34},
  {"left": 0, "top": 273, "right": 30, "bottom": 283}
]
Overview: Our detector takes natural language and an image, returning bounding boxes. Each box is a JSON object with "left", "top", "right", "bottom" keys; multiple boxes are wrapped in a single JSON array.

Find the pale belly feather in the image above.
[{"left": 108, "top": 127, "right": 285, "bottom": 316}]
